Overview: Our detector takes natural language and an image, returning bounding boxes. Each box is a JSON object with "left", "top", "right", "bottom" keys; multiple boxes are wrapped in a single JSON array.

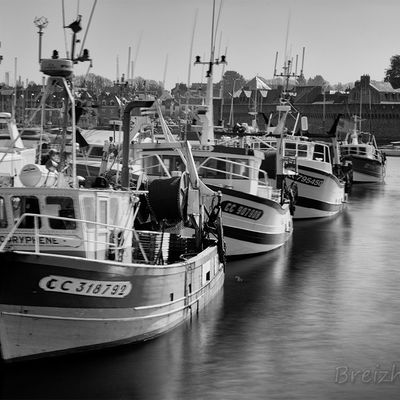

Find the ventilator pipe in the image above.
[{"left": 121, "top": 100, "right": 154, "bottom": 189}]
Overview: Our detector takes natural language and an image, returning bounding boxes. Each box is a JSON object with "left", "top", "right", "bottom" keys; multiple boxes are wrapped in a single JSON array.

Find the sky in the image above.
[{"left": 1, "top": 0, "right": 400, "bottom": 90}]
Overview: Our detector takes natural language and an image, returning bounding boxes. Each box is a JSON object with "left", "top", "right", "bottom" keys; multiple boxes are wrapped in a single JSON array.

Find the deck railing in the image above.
[{"left": 0, "top": 211, "right": 149, "bottom": 263}]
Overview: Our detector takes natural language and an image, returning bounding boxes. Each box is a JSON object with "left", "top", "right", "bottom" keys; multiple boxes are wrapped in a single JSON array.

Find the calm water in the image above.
[{"left": 1, "top": 158, "right": 400, "bottom": 400}]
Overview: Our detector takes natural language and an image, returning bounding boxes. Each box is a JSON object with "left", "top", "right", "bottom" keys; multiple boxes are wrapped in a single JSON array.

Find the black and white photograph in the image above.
[{"left": 0, "top": 0, "right": 399, "bottom": 399}]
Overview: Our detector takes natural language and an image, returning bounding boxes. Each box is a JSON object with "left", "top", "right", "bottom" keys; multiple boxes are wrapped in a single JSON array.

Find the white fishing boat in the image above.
[
  {"left": 140, "top": 54, "right": 293, "bottom": 256},
  {"left": 244, "top": 104, "right": 348, "bottom": 219},
  {"left": 132, "top": 137, "right": 294, "bottom": 257},
  {"left": 0, "top": 16, "right": 225, "bottom": 362},
  {"left": 340, "top": 116, "right": 386, "bottom": 182}
]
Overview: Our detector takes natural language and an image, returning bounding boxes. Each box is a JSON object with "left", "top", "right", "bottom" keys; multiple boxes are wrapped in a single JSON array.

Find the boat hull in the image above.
[
  {"left": 380, "top": 148, "right": 400, "bottom": 157},
  {"left": 288, "top": 165, "right": 345, "bottom": 219},
  {"left": 0, "top": 248, "right": 224, "bottom": 362},
  {"left": 208, "top": 185, "right": 293, "bottom": 256},
  {"left": 342, "top": 155, "right": 385, "bottom": 183}
]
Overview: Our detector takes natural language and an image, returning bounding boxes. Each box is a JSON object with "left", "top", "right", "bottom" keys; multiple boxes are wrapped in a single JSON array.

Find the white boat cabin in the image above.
[
  {"left": 131, "top": 142, "right": 274, "bottom": 199},
  {"left": 0, "top": 187, "right": 135, "bottom": 262},
  {"left": 245, "top": 136, "right": 333, "bottom": 174}
]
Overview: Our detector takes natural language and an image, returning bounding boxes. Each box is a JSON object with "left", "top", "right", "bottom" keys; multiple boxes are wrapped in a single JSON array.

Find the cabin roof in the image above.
[{"left": 81, "top": 129, "right": 123, "bottom": 145}]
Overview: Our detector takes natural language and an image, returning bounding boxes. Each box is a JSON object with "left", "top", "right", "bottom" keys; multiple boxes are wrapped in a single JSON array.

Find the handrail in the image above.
[
  {"left": 244, "top": 136, "right": 277, "bottom": 150},
  {"left": 130, "top": 151, "right": 270, "bottom": 188},
  {"left": 197, "top": 156, "right": 269, "bottom": 187},
  {"left": 0, "top": 211, "right": 149, "bottom": 262},
  {"left": 129, "top": 153, "right": 172, "bottom": 178}
]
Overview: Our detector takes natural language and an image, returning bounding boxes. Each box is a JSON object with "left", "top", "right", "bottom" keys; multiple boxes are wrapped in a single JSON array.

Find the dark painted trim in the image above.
[{"left": 223, "top": 225, "right": 291, "bottom": 245}]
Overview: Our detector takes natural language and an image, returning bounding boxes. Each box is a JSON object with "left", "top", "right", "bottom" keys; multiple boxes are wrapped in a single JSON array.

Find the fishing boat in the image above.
[
  {"left": 380, "top": 141, "right": 400, "bottom": 157},
  {"left": 340, "top": 115, "right": 386, "bottom": 183},
  {"left": 155, "top": 47, "right": 292, "bottom": 256},
  {"left": 133, "top": 125, "right": 294, "bottom": 257},
  {"left": 339, "top": 116, "right": 386, "bottom": 182},
  {"left": 243, "top": 103, "right": 348, "bottom": 219},
  {"left": 0, "top": 18, "right": 225, "bottom": 363}
]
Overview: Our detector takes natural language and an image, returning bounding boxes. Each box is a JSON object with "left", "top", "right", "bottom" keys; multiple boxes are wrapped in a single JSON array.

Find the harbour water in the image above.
[{"left": 1, "top": 158, "right": 400, "bottom": 400}]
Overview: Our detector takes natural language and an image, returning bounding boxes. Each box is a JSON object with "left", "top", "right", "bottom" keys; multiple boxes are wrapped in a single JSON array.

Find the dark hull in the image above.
[
  {"left": 342, "top": 155, "right": 384, "bottom": 182},
  {"left": 0, "top": 248, "right": 224, "bottom": 361}
]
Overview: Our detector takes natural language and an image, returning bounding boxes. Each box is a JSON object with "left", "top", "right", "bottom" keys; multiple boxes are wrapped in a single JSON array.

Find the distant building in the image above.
[{"left": 215, "top": 74, "right": 400, "bottom": 143}]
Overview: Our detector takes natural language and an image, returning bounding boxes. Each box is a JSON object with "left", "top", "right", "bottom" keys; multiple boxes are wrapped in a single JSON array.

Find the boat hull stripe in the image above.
[
  {"left": 207, "top": 184, "right": 288, "bottom": 214},
  {"left": 296, "top": 196, "right": 343, "bottom": 212},
  {"left": 223, "top": 225, "right": 290, "bottom": 244}
]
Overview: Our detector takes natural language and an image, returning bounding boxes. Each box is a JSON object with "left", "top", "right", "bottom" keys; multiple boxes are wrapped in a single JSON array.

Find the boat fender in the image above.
[
  {"left": 108, "top": 230, "right": 117, "bottom": 260},
  {"left": 285, "top": 181, "right": 298, "bottom": 216},
  {"left": 107, "top": 229, "right": 125, "bottom": 261}
]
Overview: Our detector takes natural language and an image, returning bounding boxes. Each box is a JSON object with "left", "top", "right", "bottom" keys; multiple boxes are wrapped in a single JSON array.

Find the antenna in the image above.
[
  {"left": 163, "top": 54, "right": 168, "bottom": 89},
  {"left": 187, "top": 9, "right": 198, "bottom": 91},
  {"left": 61, "top": 0, "right": 69, "bottom": 58},
  {"left": 274, "top": 46, "right": 305, "bottom": 98},
  {"left": 283, "top": 11, "right": 291, "bottom": 67},
  {"left": 34, "top": 16, "right": 48, "bottom": 63},
  {"left": 300, "top": 46, "right": 305, "bottom": 76},
  {"left": 132, "top": 31, "right": 143, "bottom": 79},
  {"left": 116, "top": 55, "right": 119, "bottom": 81},
  {"left": 77, "top": 0, "right": 97, "bottom": 60},
  {"left": 273, "top": 51, "right": 278, "bottom": 76},
  {"left": 127, "top": 46, "right": 131, "bottom": 82}
]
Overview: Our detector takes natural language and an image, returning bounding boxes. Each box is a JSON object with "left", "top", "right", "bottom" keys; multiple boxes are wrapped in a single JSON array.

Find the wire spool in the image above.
[{"left": 148, "top": 173, "right": 188, "bottom": 222}]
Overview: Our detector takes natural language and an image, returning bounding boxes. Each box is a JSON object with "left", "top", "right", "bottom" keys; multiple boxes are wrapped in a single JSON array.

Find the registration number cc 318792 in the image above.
[{"left": 39, "top": 275, "right": 132, "bottom": 298}]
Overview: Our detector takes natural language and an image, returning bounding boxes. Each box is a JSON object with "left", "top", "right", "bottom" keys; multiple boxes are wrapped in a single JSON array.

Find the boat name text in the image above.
[
  {"left": 290, "top": 173, "right": 324, "bottom": 187},
  {"left": 39, "top": 275, "right": 132, "bottom": 298},
  {"left": 221, "top": 201, "right": 263, "bottom": 220},
  {"left": 0, "top": 235, "right": 60, "bottom": 245}
]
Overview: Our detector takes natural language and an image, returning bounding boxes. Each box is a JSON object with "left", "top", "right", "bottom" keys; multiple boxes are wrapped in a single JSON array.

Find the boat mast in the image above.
[
  {"left": 193, "top": 0, "right": 226, "bottom": 146},
  {"left": 184, "top": 9, "right": 198, "bottom": 140}
]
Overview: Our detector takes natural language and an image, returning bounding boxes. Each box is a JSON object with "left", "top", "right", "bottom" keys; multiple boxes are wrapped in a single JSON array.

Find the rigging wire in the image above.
[
  {"left": 78, "top": 0, "right": 98, "bottom": 58},
  {"left": 61, "top": 0, "right": 70, "bottom": 58}
]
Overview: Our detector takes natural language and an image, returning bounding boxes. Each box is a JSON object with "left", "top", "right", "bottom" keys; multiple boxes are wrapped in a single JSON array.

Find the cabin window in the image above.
[
  {"left": 324, "top": 146, "right": 331, "bottom": 163},
  {"left": 46, "top": 197, "right": 76, "bottom": 230},
  {"left": 88, "top": 146, "right": 104, "bottom": 158},
  {"left": 142, "top": 155, "right": 164, "bottom": 176},
  {"left": 198, "top": 158, "right": 229, "bottom": 179},
  {"left": 110, "top": 198, "right": 119, "bottom": 223},
  {"left": 162, "top": 157, "right": 171, "bottom": 172},
  {"left": 99, "top": 199, "right": 108, "bottom": 225},
  {"left": 83, "top": 197, "right": 96, "bottom": 228},
  {"left": 232, "top": 159, "right": 249, "bottom": 178},
  {"left": 297, "top": 144, "right": 308, "bottom": 158},
  {"left": 350, "top": 147, "right": 358, "bottom": 155},
  {"left": 313, "top": 144, "right": 325, "bottom": 161},
  {"left": 0, "top": 197, "right": 7, "bottom": 228},
  {"left": 284, "top": 142, "right": 297, "bottom": 157},
  {"left": 11, "top": 196, "right": 41, "bottom": 229}
]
